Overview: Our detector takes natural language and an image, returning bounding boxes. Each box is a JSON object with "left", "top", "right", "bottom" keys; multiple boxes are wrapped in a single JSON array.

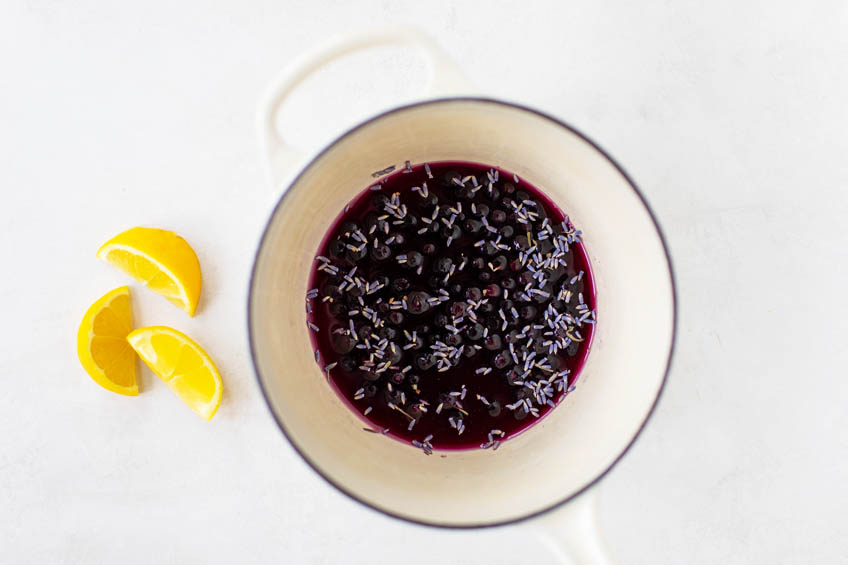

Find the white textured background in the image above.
[{"left": 2, "top": 1, "right": 847, "bottom": 563}]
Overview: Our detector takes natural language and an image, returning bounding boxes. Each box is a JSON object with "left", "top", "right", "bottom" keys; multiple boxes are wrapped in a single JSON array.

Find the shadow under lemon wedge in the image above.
[
  {"left": 77, "top": 286, "right": 138, "bottom": 396},
  {"left": 127, "top": 326, "right": 222, "bottom": 420},
  {"left": 97, "top": 227, "right": 202, "bottom": 316}
]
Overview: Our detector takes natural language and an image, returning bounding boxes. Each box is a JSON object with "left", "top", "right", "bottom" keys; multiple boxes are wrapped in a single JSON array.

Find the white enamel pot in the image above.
[{"left": 249, "top": 28, "right": 676, "bottom": 564}]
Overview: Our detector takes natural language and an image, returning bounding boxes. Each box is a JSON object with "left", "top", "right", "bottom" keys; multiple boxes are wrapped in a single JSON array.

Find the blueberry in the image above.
[
  {"left": 463, "top": 345, "right": 478, "bottom": 358},
  {"left": 493, "top": 351, "right": 512, "bottom": 369},
  {"left": 534, "top": 340, "right": 549, "bottom": 355},
  {"left": 365, "top": 384, "right": 378, "bottom": 397},
  {"left": 488, "top": 187, "right": 501, "bottom": 201},
  {"left": 339, "top": 356, "right": 357, "bottom": 372},
  {"left": 505, "top": 330, "right": 521, "bottom": 344},
  {"left": 422, "top": 242, "right": 437, "bottom": 255},
  {"left": 406, "top": 251, "right": 423, "bottom": 268},
  {"left": 520, "top": 305, "right": 537, "bottom": 320},
  {"left": 423, "top": 193, "right": 439, "bottom": 207},
  {"left": 329, "top": 302, "right": 346, "bottom": 316},
  {"left": 516, "top": 190, "right": 530, "bottom": 201},
  {"left": 449, "top": 301, "right": 467, "bottom": 317},
  {"left": 475, "top": 203, "right": 490, "bottom": 217},
  {"left": 378, "top": 327, "right": 397, "bottom": 341},
  {"left": 506, "top": 368, "right": 522, "bottom": 385},
  {"left": 361, "top": 370, "right": 381, "bottom": 382},
  {"left": 388, "top": 311, "right": 405, "bottom": 325},
  {"left": 388, "top": 233, "right": 405, "bottom": 246},
  {"left": 434, "top": 314, "right": 449, "bottom": 327},
  {"left": 346, "top": 245, "right": 367, "bottom": 262},
  {"left": 499, "top": 225, "right": 514, "bottom": 239},
  {"left": 463, "top": 219, "right": 483, "bottom": 234},
  {"left": 340, "top": 221, "right": 358, "bottom": 236},
  {"left": 443, "top": 170, "right": 462, "bottom": 187},
  {"left": 372, "top": 193, "right": 389, "bottom": 208},
  {"left": 392, "top": 277, "right": 410, "bottom": 292},
  {"left": 466, "top": 287, "right": 483, "bottom": 302},
  {"left": 491, "top": 255, "right": 507, "bottom": 271},
  {"left": 329, "top": 237, "right": 346, "bottom": 257},
  {"left": 487, "top": 400, "right": 502, "bottom": 417},
  {"left": 322, "top": 283, "right": 339, "bottom": 297},
  {"left": 434, "top": 257, "right": 453, "bottom": 273},
  {"left": 466, "top": 323, "right": 484, "bottom": 340},
  {"left": 445, "top": 333, "right": 463, "bottom": 347},
  {"left": 441, "top": 224, "right": 461, "bottom": 240},
  {"left": 390, "top": 372, "right": 405, "bottom": 385},
  {"left": 385, "top": 388, "right": 403, "bottom": 404},
  {"left": 407, "top": 291, "right": 431, "bottom": 315},
  {"left": 518, "top": 272, "right": 534, "bottom": 286},
  {"left": 484, "top": 316, "right": 501, "bottom": 330},
  {"left": 408, "top": 374, "right": 420, "bottom": 386},
  {"left": 438, "top": 392, "right": 458, "bottom": 409},
  {"left": 566, "top": 341, "right": 580, "bottom": 356},
  {"left": 415, "top": 352, "right": 436, "bottom": 371},
  {"left": 491, "top": 210, "right": 507, "bottom": 224},
  {"left": 484, "top": 334, "right": 502, "bottom": 350},
  {"left": 479, "top": 272, "right": 492, "bottom": 283},
  {"left": 514, "top": 405, "right": 529, "bottom": 421},
  {"left": 483, "top": 242, "right": 498, "bottom": 256},
  {"left": 484, "top": 284, "right": 501, "bottom": 298},
  {"left": 479, "top": 301, "right": 495, "bottom": 314},
  {"left": 407, "top": 403, "right": 424, "bottom": 419},
  {"left": 502, "top": 182, "right": 516, "bottom": 195},
  {"left": 448, "top": 283, "right": 463, "bottom": 296},
  {"left": 371, "top": 244, "right": 391, "bottom": 261},
  {"left": 471, "top": 257, "right": 486, "bottom": 270},
  {"left": 502, "top": 277, "right": 517, "bottom": 290},
  {"left": 415, "top": 324, "right": 431, "bottom": 336},
  {"left": 547, "top": 355, "right": 562, "bottom": 370},
  {"left": 332, "top": 334, "right": 354, "bottom": 354},
  {"left": 357, "top": 325, "right": 373, "bottom": 341}
]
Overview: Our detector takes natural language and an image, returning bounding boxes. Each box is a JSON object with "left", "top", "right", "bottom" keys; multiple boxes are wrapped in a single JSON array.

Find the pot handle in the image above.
[
  {"left": 528, "top": 489, "right": 616, "bottom": 564},
  {"left": 258, "top": 27, "right": 473, "bottom": 187}
]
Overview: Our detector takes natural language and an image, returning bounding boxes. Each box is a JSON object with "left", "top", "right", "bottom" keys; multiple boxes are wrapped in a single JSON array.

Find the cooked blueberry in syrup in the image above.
[{"left": 306, "top": 162, "right": 595, "bottom": 452}]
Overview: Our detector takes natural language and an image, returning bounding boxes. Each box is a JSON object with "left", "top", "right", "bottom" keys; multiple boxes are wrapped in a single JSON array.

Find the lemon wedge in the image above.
[
  {"left": 77, "top": 286, "right": 138, "bottom": 396},
  {"left": 127, "top": 326, "right": 222, "bottom": 420},
  {"left": 97, "top": 227, "right": 202, "bottom": 316}
]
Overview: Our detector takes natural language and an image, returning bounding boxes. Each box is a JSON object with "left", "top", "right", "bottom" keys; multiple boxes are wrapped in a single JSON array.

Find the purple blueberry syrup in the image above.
[{"left": 305, "top": 161, "right": 596, "bottom": 453}]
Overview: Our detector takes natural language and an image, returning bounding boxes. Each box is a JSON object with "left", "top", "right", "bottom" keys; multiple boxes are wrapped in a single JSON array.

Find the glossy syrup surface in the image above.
[{"left": 305, "top": 161, "right": 596, "bottom": 452}]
